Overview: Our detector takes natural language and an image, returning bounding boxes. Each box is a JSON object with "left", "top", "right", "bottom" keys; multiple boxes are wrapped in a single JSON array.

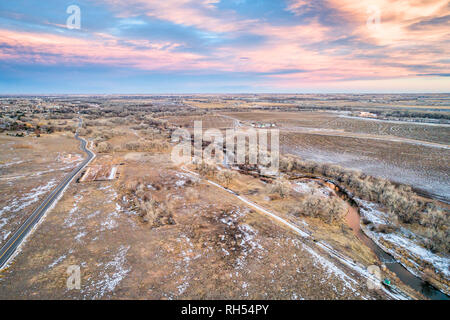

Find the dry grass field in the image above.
[
  {"left": 0, "top": 132, "right": 83, "bottom": 247},
  {"left": 0, "top": 95, "right": 448, "bottom": 300},
  {"left": 0, "top": 148, "right": 397, "bottom": 299},
  {"left": 164, "top": 114, "right": 234, "bottom": 129}
]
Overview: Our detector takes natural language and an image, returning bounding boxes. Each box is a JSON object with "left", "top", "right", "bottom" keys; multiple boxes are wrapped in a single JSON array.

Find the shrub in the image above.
[
  {"left": 64, "top": 125, "right": 76, "bottom": 133},
  {"left": 422, "top": 268, "right": 436, "bottom": 284},
  {"left": 97, "top": 141, "right": 112, "bottom": 153},
  {"left": 423, "top": 229, "right": 449, "bottom": 254},
  {"left": 291, "top": 195, "right": 346, "bottom": 224},
  {"left": 139, "top": 199, "right": 175, "bottom": 227},
  {"left": 374, "top": 224, "right": 398, "bottom": 234},
  {"left": 217, "top": 170, "right": 237, "bottom": 188},
  {"left": 123, "top": 140, "right": 169, "bottom": 152},
  {"left": 77, "top": 128, "right": 87, "bottom": 136},
  {"left": 269, "top": 178, "right": 291, "bottom": 198},
  {"left": 196, "top": 161, "right": 217, "bottom": 177}
]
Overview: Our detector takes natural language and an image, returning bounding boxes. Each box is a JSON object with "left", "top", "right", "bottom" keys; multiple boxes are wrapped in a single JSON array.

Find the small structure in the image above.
[
  {"left": 250, "top": 122, "right": 276, "bottom": 128},
  {"left": 80, "top": 164, "right": 119, "bottom": 182},
  {"left": 359, "top": 112, "right": 377, "bottom": 118}
]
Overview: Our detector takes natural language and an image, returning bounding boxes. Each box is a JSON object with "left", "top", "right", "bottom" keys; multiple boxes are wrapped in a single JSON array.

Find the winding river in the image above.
[{"left": 294, "top": 176, "right": 449, "bottom": 300}]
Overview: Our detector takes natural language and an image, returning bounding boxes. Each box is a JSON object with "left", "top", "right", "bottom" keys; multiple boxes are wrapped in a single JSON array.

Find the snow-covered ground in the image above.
[
  {"left": 0, "top": 159, "right": 26, "bottom": 169},
  {"left": 0, "top": 179, "right": 58, "bottom": 243},
  {"left": 302, "top": 243, "right": 358, "bottom": 295},
  {"left": 292, "top": 181, "right": 331, "bottom": 197},
  {"left": 292, "top": 181, "right": 314, "bottom": 194},
  {"left": 339, "top": 114, "right": 450, "bottom": 128},
  {"left": 64, "top": 194, "right": 84, "bottom": 228},
  {"left": 176, "top": 234, "right": 195, "bottom": 295},
  {"left": 85, "top": 245, "right": 131, "bottom": 299},
  {"left": 0, "top": 179, "right": 57, "bottom": 216},
  {"left": 357, "top": 197, "right": 450, "bottom": 285},
  {"left": 48, "top": 253, "right": 68, "bottom": 269}
]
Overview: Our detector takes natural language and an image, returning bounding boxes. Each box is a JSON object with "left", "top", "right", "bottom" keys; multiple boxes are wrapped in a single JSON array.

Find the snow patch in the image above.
[
  {"left": 48, "top": 254, "right": 67, "bottom": 269},
  {"left": 303, "top": 244, "right": 357, "bottom": 294},
  {"left": 89, "top": 245, "right": 131, "bottom": 299}
]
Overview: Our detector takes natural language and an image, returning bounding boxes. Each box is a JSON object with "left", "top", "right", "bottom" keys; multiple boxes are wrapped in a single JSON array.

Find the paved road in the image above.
[{"left": 0, "top": 119, "right": 95, "bottom": 269}]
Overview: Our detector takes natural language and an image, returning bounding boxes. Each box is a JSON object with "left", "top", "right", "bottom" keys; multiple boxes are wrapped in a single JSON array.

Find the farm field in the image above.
[
  {"left": 281, "top": 133, "right": 450, "bottom": 203},
  {"left": 223, "top": 111, "right": 450, "bottom": 144},
  {"left": 223, "top": 111, "right": 450, "bottom": 203}
]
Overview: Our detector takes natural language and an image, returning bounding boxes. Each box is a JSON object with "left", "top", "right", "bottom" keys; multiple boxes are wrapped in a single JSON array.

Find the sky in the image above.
[{"left": 0, "top": 0, "right": 449, "bottom": 94}]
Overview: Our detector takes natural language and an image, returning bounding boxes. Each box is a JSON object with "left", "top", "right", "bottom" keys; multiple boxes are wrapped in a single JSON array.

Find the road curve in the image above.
[{"left": 0, "top": 119, "right": 95, "bottom": 269}]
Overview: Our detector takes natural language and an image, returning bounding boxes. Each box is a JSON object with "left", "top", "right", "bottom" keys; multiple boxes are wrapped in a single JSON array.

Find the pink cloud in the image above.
[
  {"left": 102, "top": 0, "right": 256, "bottom": 33},
  {"left": 1, "top": 0, "right": 448, "bottom": 90},
  {"left": 322, "top": 0, "right": 450, "bottom": 46},
  {"left": 0, "top": 29, "right": 222, "bottom": 71}
]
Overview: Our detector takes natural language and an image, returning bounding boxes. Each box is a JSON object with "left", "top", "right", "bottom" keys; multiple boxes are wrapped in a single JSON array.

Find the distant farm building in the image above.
[
  {"left": 250, "top": 122, "right": 276, "bottom": 128},
  {"left": 359, "top": 112, "right": 377, "bottom": 118}
]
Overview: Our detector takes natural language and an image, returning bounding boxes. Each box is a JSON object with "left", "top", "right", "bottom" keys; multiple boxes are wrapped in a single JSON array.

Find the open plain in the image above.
[{"left": 0, "top": 94, "right": 448, "bottom": 300}]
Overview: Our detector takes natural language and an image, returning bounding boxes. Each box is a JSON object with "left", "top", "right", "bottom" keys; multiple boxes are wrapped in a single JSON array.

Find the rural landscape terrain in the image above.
[{"left": 0, "top": 94, "right": 448, "bottom": 300}]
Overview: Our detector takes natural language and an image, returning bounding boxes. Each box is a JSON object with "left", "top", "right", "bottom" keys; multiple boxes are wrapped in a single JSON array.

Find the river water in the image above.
[{"left": 344, "top": 198, "right": 449, "bottom": 300}]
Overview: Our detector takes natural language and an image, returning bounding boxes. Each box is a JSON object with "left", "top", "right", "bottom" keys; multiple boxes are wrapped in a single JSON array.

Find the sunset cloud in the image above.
[
  {"left": 0, "top": 0, "right": 448, "bottom": 93},
  {"left": 102, "top": 0, "right": 256, "bottom": 33},
  {"left": 0, "top": 29, "right": 210, "bottom": 71}
]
